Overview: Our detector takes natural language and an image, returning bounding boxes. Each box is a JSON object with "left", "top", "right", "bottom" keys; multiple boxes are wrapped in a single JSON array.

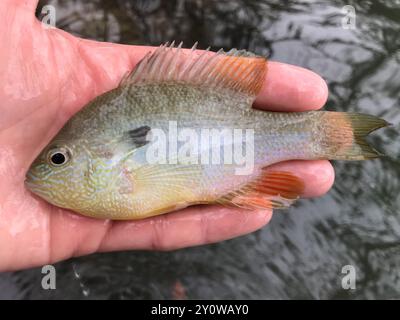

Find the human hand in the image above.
[{"left": 0, "top": 0, "right": 333, "bottom": 271}]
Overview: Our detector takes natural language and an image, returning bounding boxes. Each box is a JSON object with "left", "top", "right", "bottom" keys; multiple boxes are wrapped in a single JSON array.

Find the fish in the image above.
[{"left": 25, "top": 42, "right": 389, "bottom": 220}]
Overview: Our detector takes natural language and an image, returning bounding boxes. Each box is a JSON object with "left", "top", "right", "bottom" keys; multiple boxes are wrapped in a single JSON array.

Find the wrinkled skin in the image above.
[{"left": 0, "top": 0, "right": 334, "bottom": 271}]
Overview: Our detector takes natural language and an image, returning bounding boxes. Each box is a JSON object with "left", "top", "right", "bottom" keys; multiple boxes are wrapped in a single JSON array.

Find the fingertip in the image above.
[
  {"left": 255, "top": 62, "right": 329, "bottom": 112},
  {"left": 300, "top": 160, "right": 335, "bottom": 198},
  {"left": 267, "top": 160, "right": 335, "bottom": 198}
]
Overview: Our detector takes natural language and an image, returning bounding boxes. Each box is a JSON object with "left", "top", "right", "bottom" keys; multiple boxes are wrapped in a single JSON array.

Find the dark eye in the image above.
[{"left": 47, "top": 148, "right": 71, "bottom": 167}]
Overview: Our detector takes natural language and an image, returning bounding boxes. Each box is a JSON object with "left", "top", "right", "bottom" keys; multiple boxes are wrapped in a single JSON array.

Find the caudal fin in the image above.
[{"left": 318, "top": 112, "right": 389, "bottom": 160}]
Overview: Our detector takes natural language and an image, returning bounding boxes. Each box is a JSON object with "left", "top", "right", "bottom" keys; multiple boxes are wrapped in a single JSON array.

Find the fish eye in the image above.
[{"left": 47, "top": 147, "right": 71, "bottom": 167}]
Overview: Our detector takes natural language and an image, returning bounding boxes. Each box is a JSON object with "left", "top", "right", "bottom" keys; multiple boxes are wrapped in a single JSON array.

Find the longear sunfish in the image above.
[{"left": 25, "top": 43, "right": 389, "bottom": 219}]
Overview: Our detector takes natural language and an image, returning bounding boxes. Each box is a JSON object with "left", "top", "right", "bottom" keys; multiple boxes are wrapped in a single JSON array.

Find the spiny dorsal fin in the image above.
[
  {"left": 216, "top": 170, "right": 305, "bottom": 210},
  {"left": 121, "top": 42, "right": 267, "bottom": 97}
]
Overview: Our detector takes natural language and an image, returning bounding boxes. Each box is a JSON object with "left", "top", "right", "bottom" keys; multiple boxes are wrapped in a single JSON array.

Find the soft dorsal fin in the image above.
[
  {"left": 216, "top": 170, "right": 305, "bottom": 210},
  {"left": 121, "top": 42, "right": 267, "bottom": 97}
]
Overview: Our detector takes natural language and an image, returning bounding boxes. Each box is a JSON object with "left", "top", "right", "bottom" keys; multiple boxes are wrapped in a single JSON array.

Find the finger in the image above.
[
  {"left": 255, "top": 62, "right": 329, "bottom": 112},
  {"left": 44, "top": 206, "right": 271, "bottom": 264},
  {"left": 98, "top": 206, "right": 272, "bottom": 252}
]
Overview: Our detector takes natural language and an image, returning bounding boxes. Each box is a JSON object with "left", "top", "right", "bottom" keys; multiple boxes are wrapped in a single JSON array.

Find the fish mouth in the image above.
[
  {"left": 24, "top": 178, "right": 50, "bottom": 202},
  {"left": 25, "top": 179, "right": 37, "bottom": 190},
  {"left": 24, "top": 171, "right": 42, "bottom": 193},
  {"left": 24, "top": 179, "right": 41, "bottom": 194}
]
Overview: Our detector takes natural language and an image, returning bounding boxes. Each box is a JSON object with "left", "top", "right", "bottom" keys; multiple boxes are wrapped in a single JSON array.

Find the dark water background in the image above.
[{"left": 1, "top": 0, "right": 399, "bottom": 299}]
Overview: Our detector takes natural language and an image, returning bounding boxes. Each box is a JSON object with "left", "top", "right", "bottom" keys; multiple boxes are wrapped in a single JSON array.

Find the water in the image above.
[{"left": 1, "top": 0, "right": 399, "bottom": 299}]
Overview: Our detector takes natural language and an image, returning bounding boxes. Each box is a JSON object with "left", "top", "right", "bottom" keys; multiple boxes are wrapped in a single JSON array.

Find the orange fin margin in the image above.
[
  {"left": 216, "top": 171, "right": 305, "bottom": 210},
  {"left": 121, "top": 42, "right": 267, "bottom": 97}
]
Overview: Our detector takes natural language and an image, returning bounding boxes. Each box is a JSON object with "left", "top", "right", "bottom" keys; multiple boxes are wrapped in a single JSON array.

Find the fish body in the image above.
[{"left": 26, "top": 43, "right": 388, "bottom": 219}]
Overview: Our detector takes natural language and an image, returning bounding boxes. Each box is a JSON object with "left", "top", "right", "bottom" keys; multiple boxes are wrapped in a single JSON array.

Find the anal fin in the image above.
[{"left": 216, "top": 170, "right": 305, "bottom": 210}]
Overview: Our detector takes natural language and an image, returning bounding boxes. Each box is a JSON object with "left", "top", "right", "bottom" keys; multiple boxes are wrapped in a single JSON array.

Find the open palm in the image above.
[{"left": 0, "top": 0, "right": 334, "bottom": 271}]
